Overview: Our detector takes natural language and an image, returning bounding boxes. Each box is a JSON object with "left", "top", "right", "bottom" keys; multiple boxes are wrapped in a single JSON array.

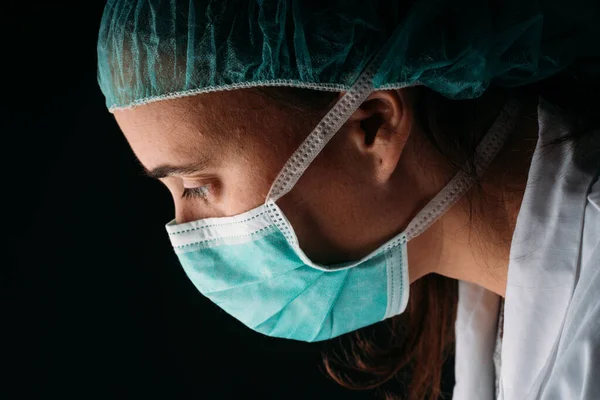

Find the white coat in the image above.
[{"left": 453, "top": 99, "right": 600, "bottom": 400}]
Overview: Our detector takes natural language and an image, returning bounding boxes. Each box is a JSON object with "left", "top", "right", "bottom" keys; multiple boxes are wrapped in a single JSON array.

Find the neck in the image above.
[{"left": 408, "top": 96, "right": 539, "bottom": 297}]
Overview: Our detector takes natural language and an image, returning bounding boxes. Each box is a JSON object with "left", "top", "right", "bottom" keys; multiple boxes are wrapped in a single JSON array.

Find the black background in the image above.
[{"left": 3, "top": 2, "right": 453, "bottom": 399}]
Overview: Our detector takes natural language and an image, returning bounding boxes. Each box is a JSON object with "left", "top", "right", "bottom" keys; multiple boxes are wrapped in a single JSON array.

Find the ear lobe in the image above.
[{"left": 347, "top": 89, "right": 413, "bottom": 184}]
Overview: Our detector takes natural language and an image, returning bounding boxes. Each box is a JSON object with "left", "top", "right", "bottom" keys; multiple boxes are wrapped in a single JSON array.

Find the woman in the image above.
[{"left": 97, "top": 1, "right": 600, "bottom": 399}]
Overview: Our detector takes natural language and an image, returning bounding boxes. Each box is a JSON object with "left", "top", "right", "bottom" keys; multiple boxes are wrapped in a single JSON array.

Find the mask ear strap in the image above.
[
  {"left": 403, "top": 98, "right": 522, "bottom": 241},
  {"left": 266, "top": 63, "right": 379, "bottom": 203}
]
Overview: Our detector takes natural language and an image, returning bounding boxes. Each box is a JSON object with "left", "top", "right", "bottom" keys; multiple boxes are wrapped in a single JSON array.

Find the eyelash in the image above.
[{"left": 181, "top": 185, "right": 210, "bottom": 200}]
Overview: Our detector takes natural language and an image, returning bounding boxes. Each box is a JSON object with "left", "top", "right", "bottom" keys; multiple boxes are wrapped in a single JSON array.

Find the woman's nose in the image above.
[{"left": 174, "top": 201, "right": 216, "bottom": 224}]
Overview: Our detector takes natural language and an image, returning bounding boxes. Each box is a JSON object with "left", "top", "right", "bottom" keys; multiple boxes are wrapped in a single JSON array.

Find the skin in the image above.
[{"left": 114, "top": 88, "right": 539, "bottom": 297}]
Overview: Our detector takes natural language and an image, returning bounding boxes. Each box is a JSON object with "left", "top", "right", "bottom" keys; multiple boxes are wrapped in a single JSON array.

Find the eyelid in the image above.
[
  {"left": 181, "top": 185, "right": 211, "bottom": 200},
  {"left": 183, "top": 180, "right": 207, "bottom": 189},
  {"left": 182, "top": 174, "right": 216, "bottom": 186}
]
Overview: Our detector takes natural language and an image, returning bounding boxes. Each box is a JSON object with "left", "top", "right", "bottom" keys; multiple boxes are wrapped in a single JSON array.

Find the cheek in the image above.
[
  {"left": 220, "top": 132, "right": 302, "bottom": 211},
  {"left": 220, "top": 166, "right": 272, "bottom": 213},
  {"left": 277, "top": 156, "right": 380, "bottom": 264}
]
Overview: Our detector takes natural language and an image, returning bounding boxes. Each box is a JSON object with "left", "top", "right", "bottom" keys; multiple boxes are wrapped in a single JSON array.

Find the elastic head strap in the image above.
[
  {"left": 403, "top": 98, "right": 521, "bottom": 241},
  {"left": 266, "top": 63, "right": 379, "bottom": 202}
]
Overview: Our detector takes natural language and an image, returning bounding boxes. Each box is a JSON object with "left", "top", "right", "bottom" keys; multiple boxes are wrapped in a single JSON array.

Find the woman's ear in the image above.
[{"left": 345, "top": 89, "right": 413, "bottom": 184}]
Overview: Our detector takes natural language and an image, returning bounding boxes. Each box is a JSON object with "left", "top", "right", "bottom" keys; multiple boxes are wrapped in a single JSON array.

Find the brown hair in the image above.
[
  {"left": 323, "top": 274, "right": 458, "bottom": 400},
  {"left": 257, "top": 69, "right": 599, "bottom": 400}
]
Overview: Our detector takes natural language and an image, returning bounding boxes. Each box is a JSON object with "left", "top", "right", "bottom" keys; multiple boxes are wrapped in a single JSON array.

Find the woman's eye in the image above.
[{"left": 181, "top": 185, "right": 210, "bottom": 200}]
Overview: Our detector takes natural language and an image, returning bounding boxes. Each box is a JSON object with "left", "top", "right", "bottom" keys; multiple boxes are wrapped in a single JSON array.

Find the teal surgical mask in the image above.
[{"left": 165, "top": 68, "right": 518, "bottom": 342}]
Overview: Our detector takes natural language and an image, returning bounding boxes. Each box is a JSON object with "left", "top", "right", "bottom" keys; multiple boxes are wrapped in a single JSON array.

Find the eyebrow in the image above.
[{"left": 140, "top": 159, "right": 210, "bottom": 179}]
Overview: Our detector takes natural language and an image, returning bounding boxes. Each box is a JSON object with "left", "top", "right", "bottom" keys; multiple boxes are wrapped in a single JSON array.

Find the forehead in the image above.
[
  {"left": 115, "top": 97, "right": 200, "bottom": 148},
  {"left": 113, "top": 91, "right": 268, "bottom": 168}
]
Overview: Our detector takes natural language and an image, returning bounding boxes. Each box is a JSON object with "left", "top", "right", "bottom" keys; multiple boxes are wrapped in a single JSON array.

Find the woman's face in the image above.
[{"left": 114, "top": 88, "right": 436, "bottom": 267}]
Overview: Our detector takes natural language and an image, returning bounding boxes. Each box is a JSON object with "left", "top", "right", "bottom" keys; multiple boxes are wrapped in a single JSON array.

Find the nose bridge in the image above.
[
  {"left": 174, "top": 202, "right": 193, "bottom": 224},
  {"left": 174, "top": 200, "right": 216, "bottom": 224}
]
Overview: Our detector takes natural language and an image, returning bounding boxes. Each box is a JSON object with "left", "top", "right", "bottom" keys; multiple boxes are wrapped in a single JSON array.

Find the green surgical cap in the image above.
[{"left": 97, "top": 0, "right": 599, "bottom": 112}]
